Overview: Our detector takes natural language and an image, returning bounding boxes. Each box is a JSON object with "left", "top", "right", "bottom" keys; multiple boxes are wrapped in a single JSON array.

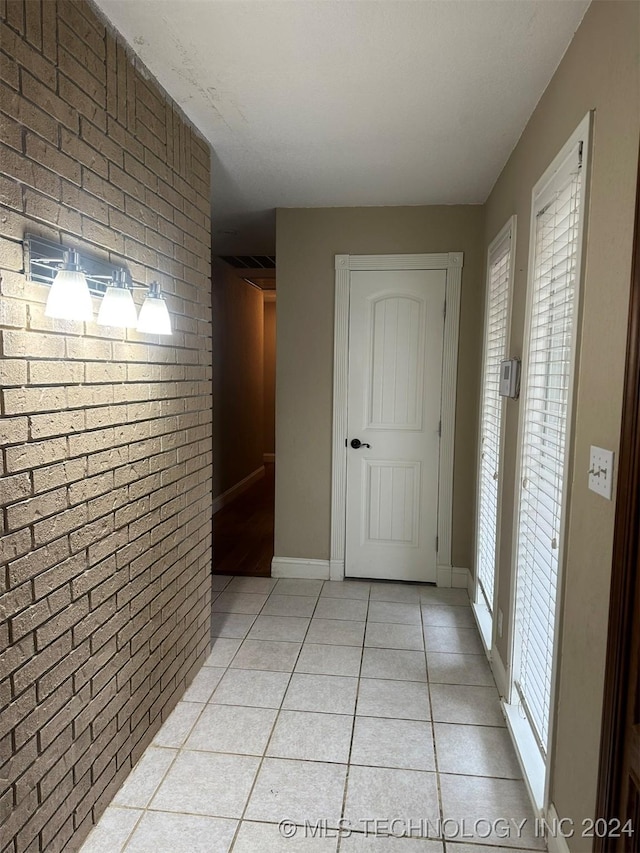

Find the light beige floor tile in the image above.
[
  {"left": 245, "top": 757, "right": 347, "bottom": 825},
  {"left": 427, "top": 653, "right": 494, "bottom": 687},
  {"left": 361, "top": 648, "right": 427, "bottom": 682},
  {"left": 210, "top": 612, "right": 256, "bottom": 639},
  {"left": 321, "top": 581, "right": 370, "bottom": 600},
  {"left": 183, "top": 666, "right": 226, "bottom": 702},
  {"left": 211, "top": 592, "right": 269, "bottom": 615},
  {"left": 205, "top": 638, "right": 243, "bottom": 667},
  {"left": 211, "top": 668, "right": 290, "bottom": 708},
  {"left": 440, "top": 774, "right": 544, "bottom": 849},
  {"left": 365, "top": 622, "right": 424, "bottom": 651},
  {"left": 421, "top": 604, "right": 475, "bottom": 628},
  {"left": 185, "top": 703, "right": 277, "bottom": 755},
  {"left": 306, "top": 618, "right": 366, "bottom": 647},
  {"left": 124, "top": 812, "right": 236, "bottom": 853},
  {"left": 423, "top": 626, "right": 484, "bottom": 655},
  {"left": 150, "top": 751, "right": 259, "bottom": 818},
  {"left": 231, "top": 639, "right": 301, "bottom": 672},
  {"left": 267, "top": 709, "right": 353, "bottom": 763},
  {"left": 368, "top": 601, "right": 422, "bottom": 625},
  {"left": 350, "top": 716, "right": 435, "bottom": 771},
  {"left": 344, "top": 765, "right": 439, "bottom": 833},
  {"left": 227, "top": 576, "right": 278, "bottom": 594},
  {"left": 153, "top": 702, "right": 204, "bottom": 748},
  {"left": 369, "top": 584, "right": 421, "bottom": 604},
  {"left": 262, "top": 594, "right": 318, "bottom": 617},
  {"left": 314, "top": 597, "right": 368, "bottom": 622},
  {"left": 434, "top": 723, "right": 521, "bottom": 778},
  {"left": 356, "top": 678, "right": 430, "bottom": 721},
  {"left": 430, "top": 684, "right": 504, "bottom": 727},
  {"left": 79, "top": 807, "right": 141, "bottom": 852},
  {"left": 283, "top": 673, "right": 358, "bottom": 714},
  {"left": 274, "top": 579, "right": 324, "bottom": 597},
  {"left": 295, "top": 643, "right": 362, "bottom": 676},
  {"left": 232, "top": 820, "right": 338, "bottom": 852},
  {"left": 247, "top": 614, "right": 310, "bottom": 642},
  {"left": 113, "top": 747, "right": 177, "bottom": 808},
  {"left": 211, "top": 575, "right": 233, "bottom": 592}
]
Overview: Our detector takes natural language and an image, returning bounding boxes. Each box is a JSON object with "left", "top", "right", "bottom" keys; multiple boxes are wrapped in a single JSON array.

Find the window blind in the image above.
[
  {"left": 476, "top": 230, "right": 512, "bottom": 614},
  {"left": 513, "top": 142, "right": 584, "bottom": 755}
]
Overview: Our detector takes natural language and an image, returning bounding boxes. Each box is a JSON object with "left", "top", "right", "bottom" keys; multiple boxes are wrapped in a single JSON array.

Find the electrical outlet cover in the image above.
[{"left": 589, "top": 445, "right": 614, "bottom": 500}]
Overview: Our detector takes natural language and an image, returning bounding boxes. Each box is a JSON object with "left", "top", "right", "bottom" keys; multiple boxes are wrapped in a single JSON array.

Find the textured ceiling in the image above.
[{"left": 95, "top": 0, "right": 590, "bottom": 254}]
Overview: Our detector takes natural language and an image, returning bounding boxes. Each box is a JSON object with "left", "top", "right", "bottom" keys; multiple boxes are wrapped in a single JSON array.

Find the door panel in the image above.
[{"left": 345, "top": 269, "right": 445, "bottom": 582}]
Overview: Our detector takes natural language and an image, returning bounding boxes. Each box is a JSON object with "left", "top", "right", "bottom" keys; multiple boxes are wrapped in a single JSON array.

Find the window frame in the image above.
[
  {"left": 504, "top": 112, "right": 592, "bottom": 811},
  {"left": 473, "top": 215, "right": 516, "bottom": 652}
]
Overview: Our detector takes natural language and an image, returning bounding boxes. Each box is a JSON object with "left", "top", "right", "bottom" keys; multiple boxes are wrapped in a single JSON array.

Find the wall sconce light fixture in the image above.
[
  {"left": 25, "top": 234, "right": 173, "bottom": 336},
  {"left": 44, "top": 249, "right": 93, "bottom": 321},
  {"left": 137, "top": 281, "right": 172, "bottom": 336},
  {"left": 97, "top": 269, "right": 138, "bottom": 328}
]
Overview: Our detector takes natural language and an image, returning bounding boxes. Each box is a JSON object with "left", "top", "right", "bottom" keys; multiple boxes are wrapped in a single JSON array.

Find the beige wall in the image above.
[
  {"left": 484, "top": 0, "right": 640, "bottom": 840},
  {"left": 275, "top": 205, "right": 485, "bottom": 564},
  {"left": 0, "top": 2, "right": 212, "bottom": 849},
  {"left": 263, "top": 297, "right": 276, "bottom": 456},
  {"left": 212, "top": 258, "right": 264, "bottom": 498}
]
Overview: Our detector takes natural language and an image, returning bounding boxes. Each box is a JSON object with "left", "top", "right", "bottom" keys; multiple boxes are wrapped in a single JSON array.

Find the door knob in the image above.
[{"left": 350, "top": 438, "right": 371, "bottom": 449}]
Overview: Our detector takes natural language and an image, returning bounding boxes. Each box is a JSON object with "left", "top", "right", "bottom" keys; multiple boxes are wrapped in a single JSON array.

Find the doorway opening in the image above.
[{"left": 212, "top": 256, "right": 276, "bottom": 577}]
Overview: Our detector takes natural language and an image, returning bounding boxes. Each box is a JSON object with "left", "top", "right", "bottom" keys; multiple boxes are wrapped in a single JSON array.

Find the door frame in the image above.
[
  {"left": 595, "top": 147, "right": 640, "bottom": 851},
  {"left": 329, "top": 252, "right": 463, "bottom": 585}
]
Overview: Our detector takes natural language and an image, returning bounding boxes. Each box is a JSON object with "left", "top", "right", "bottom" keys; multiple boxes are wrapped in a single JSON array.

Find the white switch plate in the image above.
[{"left": 589, "top": 446, "right": 615, "bottom": 500}]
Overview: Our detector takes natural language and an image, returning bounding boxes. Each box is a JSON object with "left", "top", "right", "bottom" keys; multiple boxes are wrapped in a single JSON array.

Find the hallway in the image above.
[
  {"left": 213, "top": 466, "right": 275, "bottom": 577},
  {"left": 80, "top": 577, "right": 543, "bottom": 853}
]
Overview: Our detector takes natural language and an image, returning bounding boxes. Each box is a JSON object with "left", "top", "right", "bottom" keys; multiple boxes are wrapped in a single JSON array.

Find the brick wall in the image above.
[{"left": 0, "top": 1, "right": 213, "bottom": 850}]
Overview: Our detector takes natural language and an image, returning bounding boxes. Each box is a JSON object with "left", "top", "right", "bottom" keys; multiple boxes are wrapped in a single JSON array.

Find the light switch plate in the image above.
[{"left": 589, "top": 446, "right": 615, "bottom": 500}]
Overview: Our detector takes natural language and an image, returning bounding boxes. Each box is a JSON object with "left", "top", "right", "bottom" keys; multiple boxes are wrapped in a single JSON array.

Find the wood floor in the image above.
[{"left": 212, "top": 464, "right": 275, "bottom": 577}]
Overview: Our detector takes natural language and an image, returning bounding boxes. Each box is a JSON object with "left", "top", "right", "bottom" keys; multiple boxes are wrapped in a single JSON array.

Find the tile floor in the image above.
[{"left": 80, "top": 577, "right": 546, "bottom": 853}]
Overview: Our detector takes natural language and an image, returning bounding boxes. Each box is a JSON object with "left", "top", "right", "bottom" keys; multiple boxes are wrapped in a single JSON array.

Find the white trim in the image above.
[
  {"left": 472, "top": 596, "right": 492, "bottom": 654},
  {"left": 271, "top": 557, "right": 330, "bottom": 580},
  {"left": 503, "top": 698, "right": 546, "bottom": 814},
  {"left": 505, "top": 110, "right": 592, "bottom": 809},
  {"left": 437, "top": 565, "right": 452, "bottom": 588},
  {"left": 212, "top": 466, "right": 265, "bottom": 514},
  {"left": 491, "top": 644, "right": 509, "bottom": 699},
  {"left": 545, "top": 803, "right": 572, "bottom": 853},
  {"left": 329, "top": 559, "right": 344, "bottom": 581},
  {"left": 473, "top": 215, "right": 516, "bottom": 652},
  {"left": 330, "top": 252, "right": 463, "bottom": 585},
  {"left": 263, "top": 453, "right": 275, "bottom": 463}
]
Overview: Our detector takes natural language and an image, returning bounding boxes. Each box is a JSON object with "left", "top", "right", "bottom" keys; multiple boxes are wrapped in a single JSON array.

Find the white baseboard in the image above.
[
  {"left": 271, "top": 557, "right": 330, "bottom": 580},
  {"left": 452, "top": 566, "right": 470, "bottom": 589},
  {"left": 545, "top": 803, "right": 572, "bottom": 853},
  {"left": 212, "top": 466, "right": 265, "bottom": 514},
  {"left": 263, "top": 453, "right": 275, "bottom": 463}
]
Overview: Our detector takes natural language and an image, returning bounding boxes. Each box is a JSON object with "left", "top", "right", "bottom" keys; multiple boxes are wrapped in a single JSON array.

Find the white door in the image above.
[{"left": 345, "top": 269, "right": 446, "bottom": 582}]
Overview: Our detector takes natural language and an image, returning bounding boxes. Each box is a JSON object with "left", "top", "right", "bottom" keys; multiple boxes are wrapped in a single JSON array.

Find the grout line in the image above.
[
  {"left": 335, "top": 580, "right": 370, "bottom": 853},
  {"left": 226, "top": 577, "right": 326, "bottom": 852}
]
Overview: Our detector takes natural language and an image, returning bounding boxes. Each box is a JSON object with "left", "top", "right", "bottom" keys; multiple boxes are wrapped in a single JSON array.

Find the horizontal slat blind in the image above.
[
  {"left": 514, "top": 144, "right": 584, "bottom": 754},
  {"left": 476, "top": 231, "right": 512, "bottom": 613}
]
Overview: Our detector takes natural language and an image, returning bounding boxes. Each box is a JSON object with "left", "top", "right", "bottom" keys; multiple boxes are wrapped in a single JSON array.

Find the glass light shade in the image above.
[
  {"left": 45, "top": 268, "right": 93, "bottom": 321},
  {"left": 137, "top": 284, "right": 172, "bottom": 335},
  {"left": 97, "top": 285, "right": 138, "bottom": 327}
]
